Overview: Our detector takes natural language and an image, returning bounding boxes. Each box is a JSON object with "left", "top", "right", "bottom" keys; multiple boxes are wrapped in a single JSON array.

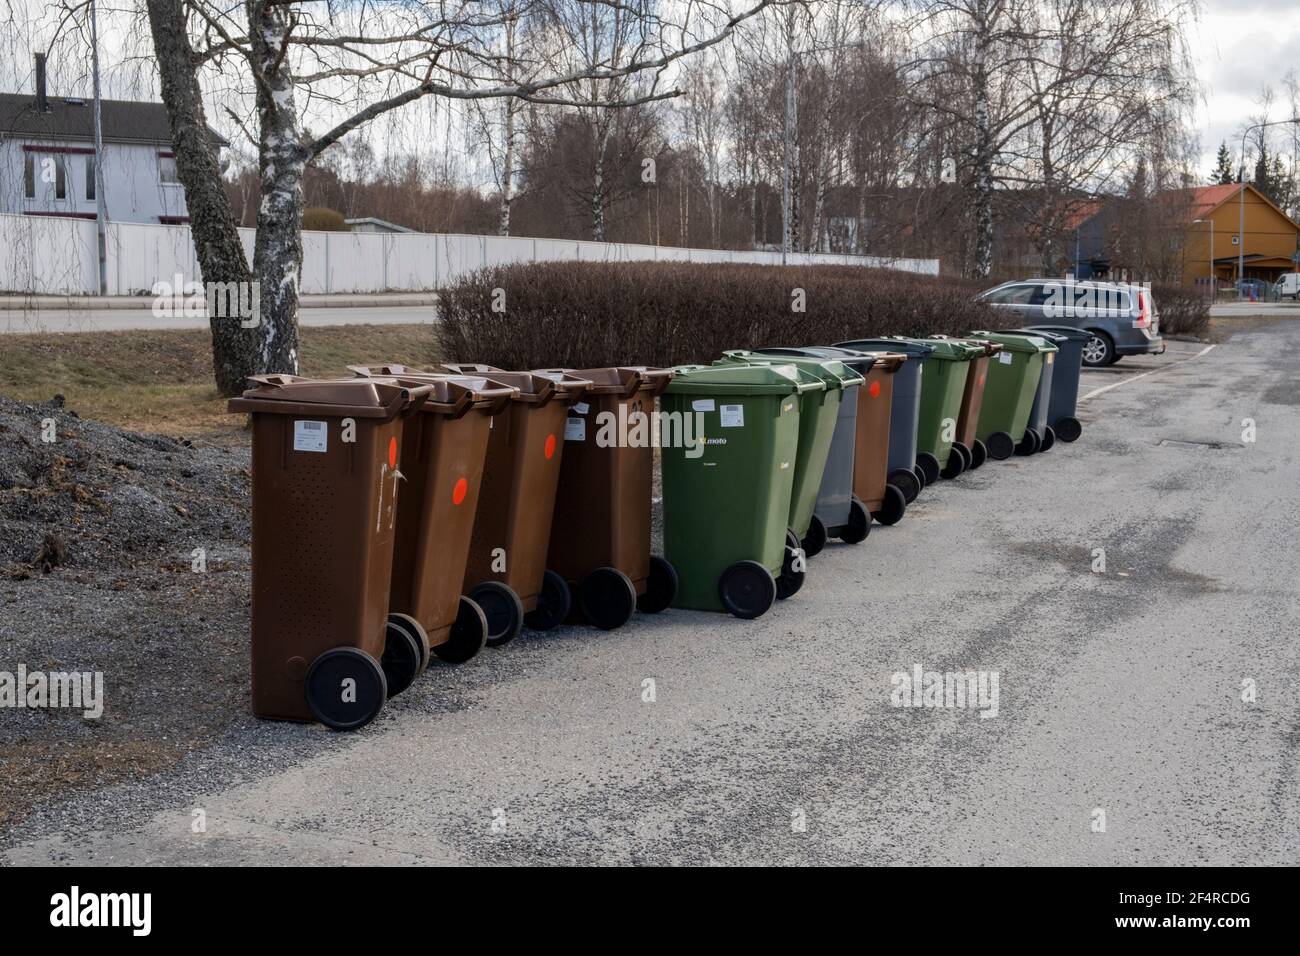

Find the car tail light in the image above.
[{"left": 1134, "top": 290, "right": 1151, "bottom": 328}]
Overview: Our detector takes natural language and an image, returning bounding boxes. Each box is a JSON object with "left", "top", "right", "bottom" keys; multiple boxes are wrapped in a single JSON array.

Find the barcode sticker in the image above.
[
  {"left": 720, "top": 404, "right": 744, "bottom": 428},
  {"left": 998, "top": 352, "right": 1013, "bottom": 364},
  {"left": 293, "top": 420, "right": 328, "bottom": 453},
  {"left": 565, "top": 417, "right": 586, "bottom": 441},
  {"left": 692, "top": 399, "right": 715, "bottom": 412}
]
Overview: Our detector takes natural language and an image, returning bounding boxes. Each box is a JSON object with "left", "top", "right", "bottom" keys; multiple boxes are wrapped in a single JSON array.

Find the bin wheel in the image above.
[
  {"left": 872, "top": 484, "right": 907, "bottom": 526},
  {"left": 1040, "top": 425, "right": 1056, "bottom": 452},
  {"left": 381, "top": 619, "right": 425, "bottom": 698},
  {"left": 940, "top": 442, "right": 969, "bottom": 479},
  {"left": 802, "top": 513, "right": 828, "bottom": 557},
  {"left": 1054, "top": 417, "right": 1082, "bottom": 443},
  {"left": 637, "top": 555, "right": 678, "bottom": 614},
  {"left": 433, "top": 596, "right": 488, "bottom": 665},
  {"left": 469, "top": 581, "right": 524, "bottom": 648},
  {"left": 776, "top": 538, "right": 805, "bottom": 600},
  {"left": 387, "top": 612, "right": 430, "bottom": 676},
  {"left": 1015, "top": 428, "right": 1041, "bottom": 456},
  {"left": 718, "top": 560, "right": 777, "bottom": 620},
  {"left": 525, "top": 569, "right": 571, "bottom": 632},
  {"left": 969, "top": 439, "right": 988, "bottom": 470},
  {"left": 839, "top": 497, "right": 872, "bottom": 544},
  {"left": 953, "top": 441, "right": 972, "bottom": 471},
  {"left": 888, "top": 468, "right": 920, "bottom": 504},
  {"left": 305, "top": 647, "right": 387, "bottom": 731},
  {"left": 916, "top": 452, "right": 941, "bottom": 486},
  {"left": 986, "top": 431, "right": 1015, "bottom": 460},
  {"left": 579, "top": 567, "right": 638, "bottom": 631},
  {"left": 912, "top": 463, "right": 927, "bottom": 490}
]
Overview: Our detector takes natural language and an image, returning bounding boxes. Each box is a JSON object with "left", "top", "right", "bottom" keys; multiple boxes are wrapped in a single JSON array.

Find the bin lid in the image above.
[
  {"left": 927, "top": 335, "right": 1004, "bottom": 356},
  {"left": 836, "top": 337, "right": 934, "bottom": 362},
  {"left": 666, "top": 362, "right": 818, "bottom": 395},
  {"left": 532, "top": 366, "right": 673, "bottom": 398},
  {"left": 752, "top": 346, "right": 876, "bottom": 376},
  {"left": 1022, "top": 324, "right": 1094, "bottom": 341},
  {"left": 966, "top": 331, "right": 1058, "bottom": 354},
  {"left": 889, "top": 336, "right": 984, "bottom": 361},
  {"left": 226, "top": 374, "right": 422, "bottom": 419},
  {"left": 440, "top": 364, "right": 592, "bottom": 405},
  {"left": 812, "top": 345, "right": 908, "bottom": 373},
  {"left": 717, "top": 350, "right": 864, "bottom": 389},
  {"left": 347, "top": 366, "right": 519, "bottom": 416}
]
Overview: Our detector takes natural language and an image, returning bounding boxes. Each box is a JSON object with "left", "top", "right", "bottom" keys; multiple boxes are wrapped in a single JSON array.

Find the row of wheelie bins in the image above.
[{"left": 228, "top": 324, "right": 1090, "bottom": 730}]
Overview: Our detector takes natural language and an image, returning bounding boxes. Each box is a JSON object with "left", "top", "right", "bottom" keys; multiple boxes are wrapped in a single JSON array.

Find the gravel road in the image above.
[{"left": 2, "top": 324, "right": 1297, "bottom": 865}]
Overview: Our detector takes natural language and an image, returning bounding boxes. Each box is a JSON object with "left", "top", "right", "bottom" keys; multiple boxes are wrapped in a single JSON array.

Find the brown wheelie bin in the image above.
[
  {"left": 845, "top": 351, "right": 909, "bottom": 525},
  {"left": 227, "top": 374, "right": 434, "bottom": 731},
  {"left": 441, "top": 364, "right": 591, "bottom": 645},
  {"left": 348, "top": 365, "right": 518, "bottom": 666},
  {"left": 929, "top": 336, "right": 1004, "bottom": 471},
  {"left": 538, "top": 366, "right": 677, "bottom": 630}
]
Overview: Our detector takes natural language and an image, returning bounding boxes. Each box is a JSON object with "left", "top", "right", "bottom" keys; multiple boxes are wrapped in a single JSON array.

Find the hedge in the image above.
[
  {"left": 435, "top": 261, "right": 1000, "bottom": 369},
  {"left": 1150, "top": 284, "right": 1211, "bottom": 339}
]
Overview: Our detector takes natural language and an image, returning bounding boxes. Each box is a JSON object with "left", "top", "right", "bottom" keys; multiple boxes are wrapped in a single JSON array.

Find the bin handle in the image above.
[
  {"left": 474, "top": 384, "right": 518, "bottom": 416},
  {"left": 395, "top": 383, "right": 436, "bottom": 418}
]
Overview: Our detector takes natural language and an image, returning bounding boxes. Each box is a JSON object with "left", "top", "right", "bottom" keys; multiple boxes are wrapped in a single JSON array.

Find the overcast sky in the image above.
[{"left": 1191, "top": 0, "right": 1300, "bottom": 175}]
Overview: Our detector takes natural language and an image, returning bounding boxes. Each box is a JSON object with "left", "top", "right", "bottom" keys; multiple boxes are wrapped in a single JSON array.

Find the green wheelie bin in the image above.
[
  {"left": 882, "top": 337, "right": 984, "bottom": 482},
  {"left": 714, "top": 350, "right": 860, "bottom": 562},
  {"left": 965, "top": 331, "right": 1054, "bottom": 460},
  {"left": 660, "top": 363, "right": 816, "bottom": 618}
]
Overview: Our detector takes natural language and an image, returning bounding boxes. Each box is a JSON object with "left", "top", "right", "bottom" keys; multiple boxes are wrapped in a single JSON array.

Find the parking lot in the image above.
[{"left": 3, "top": 323, "right": 1297, "bottom": 866}]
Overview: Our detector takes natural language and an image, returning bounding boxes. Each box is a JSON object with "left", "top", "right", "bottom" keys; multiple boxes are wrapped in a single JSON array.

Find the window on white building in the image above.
[
  {"left": 23, "top": 154, "right": 35, "bottom": 198},
  {"left": 159, "top": 154, "right": 179, "bottom": 184},
  {"left": 54, "top": 156, "right": 67, "bottom": 200},
  {"left": 86, "top": 156, "right": 96, "bottom": 201}
]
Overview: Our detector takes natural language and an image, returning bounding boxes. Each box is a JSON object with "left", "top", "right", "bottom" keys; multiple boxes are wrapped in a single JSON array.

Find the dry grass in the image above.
[{"left": 0, "top": 323, "right": 439, "bottom": 439}]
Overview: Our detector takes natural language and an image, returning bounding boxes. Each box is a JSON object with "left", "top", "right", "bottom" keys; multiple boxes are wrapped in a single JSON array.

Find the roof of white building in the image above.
[{"left": 0, "top": 93, "right": 227, "bottom": 147}]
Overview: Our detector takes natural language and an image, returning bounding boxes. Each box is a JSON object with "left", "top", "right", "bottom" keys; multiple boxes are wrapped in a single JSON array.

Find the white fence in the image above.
[{"left": 0, "top": 212, "right": 939, "bottom": 296}]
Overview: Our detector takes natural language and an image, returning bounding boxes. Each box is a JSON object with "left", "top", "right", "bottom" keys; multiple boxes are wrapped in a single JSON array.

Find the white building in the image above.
[{"left": 0, "top": 57, "right": 225, "bottom": 226}]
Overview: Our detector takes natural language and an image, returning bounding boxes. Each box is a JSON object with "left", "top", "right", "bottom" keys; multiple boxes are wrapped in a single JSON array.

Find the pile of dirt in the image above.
[
  {"left": 0, "top": 395, "right": 254, "bottom": 830},
  {"left": 0, "top": 395, "right": 249, "bottom": 576}
]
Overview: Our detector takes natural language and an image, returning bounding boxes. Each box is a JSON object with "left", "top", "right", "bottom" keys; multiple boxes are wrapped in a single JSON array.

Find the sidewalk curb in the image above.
[{"left": 0, "top": 293, "right": 439, "bottom": 311}]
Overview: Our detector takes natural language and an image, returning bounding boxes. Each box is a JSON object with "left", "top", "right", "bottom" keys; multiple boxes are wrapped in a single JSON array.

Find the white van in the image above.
[{"left": 1279, "top": 273, "right": 1300, "bottom": 300}]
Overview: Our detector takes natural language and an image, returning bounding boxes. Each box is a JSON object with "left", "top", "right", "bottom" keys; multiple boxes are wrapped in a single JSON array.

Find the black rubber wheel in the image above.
[
  {"left": 916, "top": 452, "right": 940, "bottom": 486},
  {"left": 986, "top": 431, "right": 1015, "bottom": 460},
  {"left": 1015, "top": 427, "right": 1042, "bottom": 456},
  {"left": 969, "top": 439, "right": 988, "bottom": 470},
  {"left": 524, "top": 568, "right": 571, "bottom": 631},
  {"left": 838, "top": 496, "right": 871, "bottom": 544},
  {"left": 872, "top": 483, "right": 907, "bottom": 526},
  {"left": 305, "top": 647, "right": 387, "bottom": 731},
  {"left": 636, "top": 555, "right": 678, "bottom": 614},
  {"left": 381, "top": 619, "right": 424, "bottom": 698},
  {"left": 432, "top": 595, "right": 487, "bottom": 664},
  {"left": 912, "top": 463, "right": 927, "bottom": 490},
  {"left": 776, "top": 532, "right": 805, "bottom": 600},
  {"left": 578, "top": 567, "right": 638, "bottom": 631},
  {"left": 1040, "top": 425, "right": 1056, "bottom": 452},
  {"left": 718, "top": 560, "right": 777, "bottom": 620},
  {"left": 469, "top": 580, "right": 524, "bottom": 647},
  {"left": 940, "top": 442, "right": 969, "bottom": 479},
  {"left": 387, "top": 612, "right": 430, "bottom": 676},
  {"left": 888, "top": 467, "right": 920, "bottom": 504},
  {"left": 802, "top": 513, "right": 828, "bottom": 557},
  {"left": 1055, "top": 417, "right": 1082, "bottom": 442}
]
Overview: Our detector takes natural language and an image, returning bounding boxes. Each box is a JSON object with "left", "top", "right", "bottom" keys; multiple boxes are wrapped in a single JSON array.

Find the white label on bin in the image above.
[
  {"left": 720, "top": 404, "right": 744, "bottom": 428},
  {"left": 998, "top": 351, "right": 1013, "bottom": 364},
  {"left": 564, "top": 417, "right": 586, "bottom": 441},
  {"left": 293, "top": 420, "right": 328, "bottom": 453},
  {"left": 1046, "top": 353, "right": 1054, "bottom": 365},
  {"left": 692, "top": 399, "right": 715, "bottom": 412},
  {"left": 573, "top": 402, "right": 590, "bottom": 415}
]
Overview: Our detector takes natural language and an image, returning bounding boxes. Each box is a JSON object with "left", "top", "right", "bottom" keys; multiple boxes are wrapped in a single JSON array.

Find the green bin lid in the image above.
[
  {"left": 716, "top": 350, "right": 863, "bottom": 389},
  {"left": 966, "top": 331, "right": 1058, "bottom": 354},
  {"left": 889, "top": 336, "right": 984, "bottom": 361},
  {"left": 667, "top": 362, "right": 818, "bottom": 396}
]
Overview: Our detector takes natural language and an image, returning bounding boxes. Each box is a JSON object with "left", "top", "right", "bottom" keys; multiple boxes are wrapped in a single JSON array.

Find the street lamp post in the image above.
[
  {"left": 1238, "top": 117, "right": 1300, "bottom": 292},
  {"left": 1192, "top": 218, "right": 1213, "bottom": 298}
]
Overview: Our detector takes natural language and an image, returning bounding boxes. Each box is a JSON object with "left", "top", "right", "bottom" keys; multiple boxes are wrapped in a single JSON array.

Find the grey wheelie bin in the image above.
[
  {"left": 1023, "top": 325, "right": 1090, "bottom": 442},
  {"left": 835, "top": 337, "right": 933, "bottom": 505}
]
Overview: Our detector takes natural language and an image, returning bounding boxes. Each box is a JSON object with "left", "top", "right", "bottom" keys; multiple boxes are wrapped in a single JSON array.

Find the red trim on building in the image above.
[
  {"left": 23, "top": 210, "right": 97, "bottom": 220},
  {"left": 157, "top": 215, "right": 190, "bottom": 225},
  {"left": 20, "top": 144, "right": 96, "bottom": 155},
  {"left": 158, "top": 150, "right": 175, "bottom": 158}
]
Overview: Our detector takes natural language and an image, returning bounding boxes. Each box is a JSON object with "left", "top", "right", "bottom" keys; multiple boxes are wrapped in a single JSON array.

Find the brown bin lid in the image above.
[
  {"left": 347, "top": 365, "right": 517, "bottom": 417},
  {"left": 847, "top": 350, "right": 908, "bottom": 373},
  {"left": 226, "top": 374, "right": 427, "bottom": 419},
  {"left": 533, "top": 366, "right": 673, "bottom": 398},
  {"left": 441, "top": 364, "right": 591, "bottom": 406}
]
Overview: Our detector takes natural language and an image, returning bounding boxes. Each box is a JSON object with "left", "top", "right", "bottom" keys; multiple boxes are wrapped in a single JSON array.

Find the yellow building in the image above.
[{"left": 1181, "top": 183, "right": 1300, "bottom": 286}]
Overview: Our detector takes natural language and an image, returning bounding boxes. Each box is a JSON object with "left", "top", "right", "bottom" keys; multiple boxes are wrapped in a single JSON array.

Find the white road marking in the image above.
[{"left": 1077, "top": 344, "right": 1217, "bottom": 403}]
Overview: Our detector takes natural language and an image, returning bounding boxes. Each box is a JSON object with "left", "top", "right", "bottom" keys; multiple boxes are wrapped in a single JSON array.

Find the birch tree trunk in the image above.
[{"left": 970, "top": 0, "right": 995, "bottom": 279}]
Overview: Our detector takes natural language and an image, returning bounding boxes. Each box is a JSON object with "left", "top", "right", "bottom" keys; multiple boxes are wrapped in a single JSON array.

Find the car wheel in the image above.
[{"left": 1081, "top": 330, "right": 1115, "bottom": 367}]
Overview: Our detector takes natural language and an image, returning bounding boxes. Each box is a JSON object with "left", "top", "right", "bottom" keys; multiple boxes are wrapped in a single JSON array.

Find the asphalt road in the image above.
[{"left": 4, "top": 327, "right": 1298, "bottom": 865}]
